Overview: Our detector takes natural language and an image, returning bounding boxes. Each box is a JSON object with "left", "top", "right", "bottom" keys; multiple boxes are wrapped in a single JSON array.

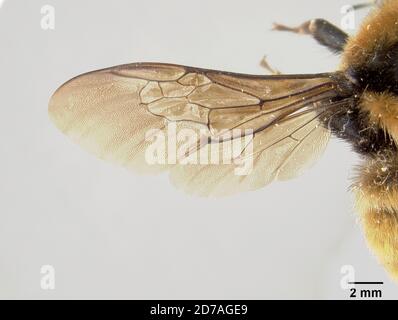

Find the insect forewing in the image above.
[{"left": 49, "top": 63, "right": 349, "bottom": 196}]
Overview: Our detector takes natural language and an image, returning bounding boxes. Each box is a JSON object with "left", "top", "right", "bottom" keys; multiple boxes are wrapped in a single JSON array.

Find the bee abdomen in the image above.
[
  {"left": 359, "top": 207, "right": 398, "bottom": 280},
  {"left": 353, "top": 153, "right": 398, "bottom": 280}
]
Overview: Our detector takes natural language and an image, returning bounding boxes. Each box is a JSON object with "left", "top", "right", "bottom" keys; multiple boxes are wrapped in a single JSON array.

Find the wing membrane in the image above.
[{"left": 49, "top": 63, "right": 350, "bottom": 196}]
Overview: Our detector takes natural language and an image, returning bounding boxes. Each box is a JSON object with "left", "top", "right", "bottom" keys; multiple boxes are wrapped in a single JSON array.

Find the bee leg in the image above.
[
  {"left": 259, "top": 55, "right": 281, "bottom": 75},
  {"left": 353, "top": 0, "right": 383, "bottom": 10},
  {"left": 273, "top": 19, "right": 348, "bottom": 54}
]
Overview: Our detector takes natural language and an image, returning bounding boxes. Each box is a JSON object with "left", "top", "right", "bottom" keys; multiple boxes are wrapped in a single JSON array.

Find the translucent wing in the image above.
[{"left": 49, "top": 63, "right": 349, "bottom": 196}]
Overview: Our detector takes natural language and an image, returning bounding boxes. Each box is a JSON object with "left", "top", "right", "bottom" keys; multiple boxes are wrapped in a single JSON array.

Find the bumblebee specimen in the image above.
[{"left": 49, "top": 1, "right": 398, "bottom": 281}]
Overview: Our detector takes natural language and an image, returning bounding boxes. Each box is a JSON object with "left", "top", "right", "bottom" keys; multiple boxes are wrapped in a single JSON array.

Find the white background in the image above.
[{"left": 0, "top": 0, "right": 397, "bottom": 299}]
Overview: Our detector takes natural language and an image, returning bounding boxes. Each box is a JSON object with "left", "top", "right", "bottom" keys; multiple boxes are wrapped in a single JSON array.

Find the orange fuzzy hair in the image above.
[
  {"left": 341, "top": 0, "right": 398, "bottom": 69},
  {"left": 353, "top": 153, "right": 398, "bottom": 280},
  {"left": 360, "top": 91, "right": 398, "bottom": 145},
  {"left": 341, "top": 0, "right": 398, "bottom": 145}
]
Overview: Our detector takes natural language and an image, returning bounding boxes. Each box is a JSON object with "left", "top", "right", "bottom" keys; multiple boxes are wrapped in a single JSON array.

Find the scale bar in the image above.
[{"left": 348, "top": 282, "right": 384, "bottom": 285}]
